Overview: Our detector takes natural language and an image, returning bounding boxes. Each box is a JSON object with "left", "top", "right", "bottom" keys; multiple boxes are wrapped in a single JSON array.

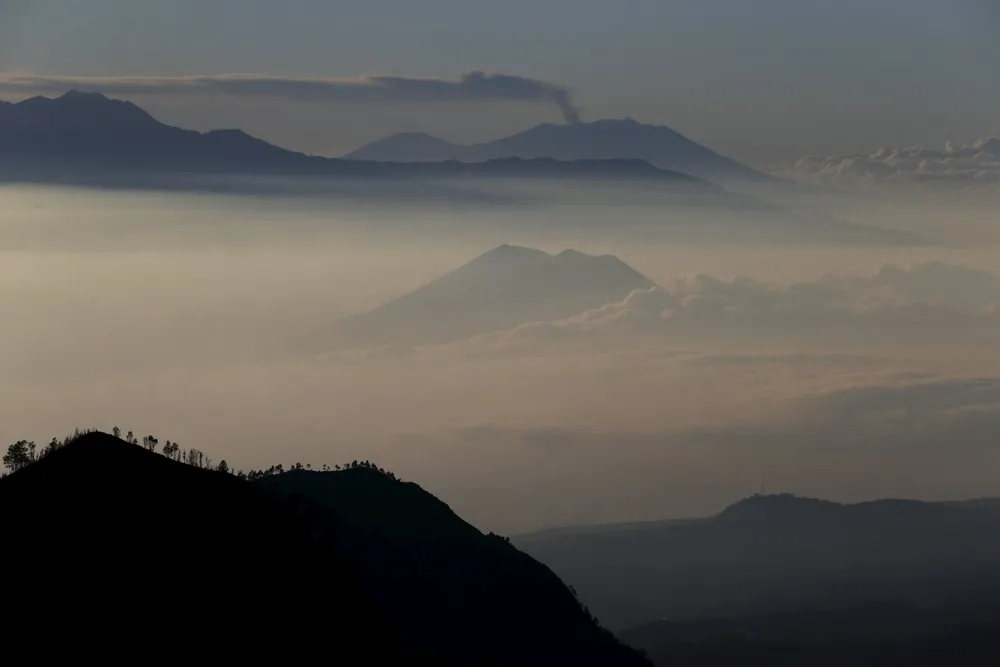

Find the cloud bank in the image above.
[
  {"left": 770, "top": 138, "right": 1000, "bottom": 189},
  {"left": 418, "top": 261, "right": 1000, "bottom": 357},
  {"left": 4, "top": 198, "right": 999, "bottom": 531},
  {"left": 0, "top": 70, "right": 583, "bottom": 124}
]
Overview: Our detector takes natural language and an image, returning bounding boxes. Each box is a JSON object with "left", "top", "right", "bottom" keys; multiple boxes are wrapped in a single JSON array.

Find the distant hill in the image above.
[
  {"left": 515, "top": 493, "right": 1000, "bottom": 631},
  {"left": 256, "top": 467, "right": 650, "bottom": 667},
  {"left": 0, "top": 91, "right": 925, "bottom": 244},
  {"left": 345, "top": 118, "right": 777, "bottom": 188},
  {"left": 326, "top": 245, "right": 658, "bottom": 349},
  {"left": 354, "top": 131, "right": 466, "bottom": 162}
]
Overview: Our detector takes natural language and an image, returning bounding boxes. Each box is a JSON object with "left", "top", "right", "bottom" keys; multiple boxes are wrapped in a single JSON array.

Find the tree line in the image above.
[{"left": 2, "top": 426, "right": 402, "bottom": 484}]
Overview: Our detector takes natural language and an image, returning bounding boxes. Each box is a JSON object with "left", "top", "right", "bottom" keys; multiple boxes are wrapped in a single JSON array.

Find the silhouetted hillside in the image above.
[
  {"left": 0, "top": 431, "right": 427, "bottom": 659},
  {"left": 346, "top": 118, "right": 777, "bottom": 188},
  {"left": 326, "top": 245, "right": 658, "bottom": 348},
  {"left": 515, "top": 493, "right": 1000, "bottom": 631},
  {"left": 256, "top": 467, "right": 650, "bottom": 667}
]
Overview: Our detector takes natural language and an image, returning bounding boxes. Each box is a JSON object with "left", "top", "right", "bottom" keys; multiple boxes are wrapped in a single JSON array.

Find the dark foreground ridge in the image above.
[
  {"left": 1, "top": 431, "right": 416, "bottom": 660},
  {"left": 0, "top": 430, "right": 649, "bottom": 666}
]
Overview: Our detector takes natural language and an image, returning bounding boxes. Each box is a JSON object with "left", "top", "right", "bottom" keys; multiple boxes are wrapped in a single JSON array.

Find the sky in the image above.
[{"left": 1, "top": 0, "right": 998, "bottom": 164}]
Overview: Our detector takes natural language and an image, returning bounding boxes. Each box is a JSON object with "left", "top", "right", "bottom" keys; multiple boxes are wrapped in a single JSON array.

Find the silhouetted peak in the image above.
[
  {"left": 476, "top": 244, "right": 553, "bottom": 262},
  {"left": 2, "top": 431, "right": 175, "bottom": 484},
  {"left": 343, "top": 131, "right": 461, "bottom": 161},
  {"left": 4, "top": 89, "right": 162, "bottom": 129},
  {"left": 58, "top": 89, "right": 110, "bottom": 102},
  {"left": 718, "top": 493, "right": 844, "bottom": 521},
  {"left": 47, "top": 430, "right": 132, "bottom": 455}
]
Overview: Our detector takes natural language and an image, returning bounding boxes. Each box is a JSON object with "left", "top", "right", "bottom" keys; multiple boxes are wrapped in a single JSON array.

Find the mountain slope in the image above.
[
  {"left": 0, "top": 90, "right": 314, "bottom": 174},
  {"left": 256, "top": 466, "right": 650, "bottom": 667},
  {"left": 515, "top": 493, "right": 1000, "bottom": 631},
  {"left": 0, "top": 431, "right": 421, "bottom": 660},
  {"left": 328, "top": 245, "right": 658, "bottom": 348},
  {"left": 346, "top": 118, "right": 776, "bottom": 187}
]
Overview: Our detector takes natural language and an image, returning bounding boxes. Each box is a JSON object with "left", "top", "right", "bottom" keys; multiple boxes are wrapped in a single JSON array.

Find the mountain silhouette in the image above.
[
  {"left": 354, "top": 131, "right": 465, "bottom": 162},
  {"left": 0, "top": 431, "right": 426, "bottom": 660},
  {"left": 345, "top": 118, "right": 776, "bottom": 188},
  {"left": 0, "top": 90, "right": 311, "bottom": 174},
  {"left": 515, "top": 493, "right": 1000, "bottom": 632},
  {"left": 0, "top": 91, "right": 722, "bottom": 188},
  {"left": 327, "top": 245, "right": 658, "bottom": 349},
  {"left": 256, "top": 467, "right": 650, "bottom": 667},
  {"left": 0, "top": 91, "right": 926, "bottom": 244},
  {"left": 0, "top": 429, "right": 649, "bottom": 666}
]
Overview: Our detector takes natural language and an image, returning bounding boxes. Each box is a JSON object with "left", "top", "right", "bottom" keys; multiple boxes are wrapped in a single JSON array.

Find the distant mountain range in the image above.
[
  {"left": 345, "top": 118, "right": 778, "bottom": 188},
  {"left": 324, "top": 245, "right": 658, "bottom": 349},
  {"left": 515, "top": 493, "right": 1000, "bottom": 632},
  {"left": 0, "top": 91, "right": 925, "bottom": 244},
  {"left": 0, "top": 91, "right": 726, "bottom": 189}
]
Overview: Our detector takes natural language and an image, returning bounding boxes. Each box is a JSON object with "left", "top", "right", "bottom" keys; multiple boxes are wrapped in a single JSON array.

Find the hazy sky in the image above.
[{"left": 1, "top": 0, "right": 997, "bottom": 163}]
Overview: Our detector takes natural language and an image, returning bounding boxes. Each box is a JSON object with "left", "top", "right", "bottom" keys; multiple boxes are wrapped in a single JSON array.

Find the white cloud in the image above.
[
  {"left": 770, "top": 137, "right": 1000, "bottom": 189},
  {"left": 417, "top": 261, "right": 1000, "bottom": 356}
]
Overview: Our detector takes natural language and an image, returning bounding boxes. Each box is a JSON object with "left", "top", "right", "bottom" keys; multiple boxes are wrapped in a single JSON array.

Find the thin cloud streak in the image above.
[{"left": 0, "top": 70, "right": 583, "bottom": 124}]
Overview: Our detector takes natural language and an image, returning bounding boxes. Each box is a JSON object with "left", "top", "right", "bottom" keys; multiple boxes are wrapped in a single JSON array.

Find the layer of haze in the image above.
[{"left": 2, "top": 183, "right": 999, "bottom": 533}]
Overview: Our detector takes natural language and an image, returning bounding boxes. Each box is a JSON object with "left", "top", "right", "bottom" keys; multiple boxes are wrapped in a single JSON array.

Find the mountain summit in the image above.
[
  {"left": 328, "top": 245, "right": 657, "bottom": 349},
  {"left": 345, "top": 118, "right": 776, "bottom": 187}
]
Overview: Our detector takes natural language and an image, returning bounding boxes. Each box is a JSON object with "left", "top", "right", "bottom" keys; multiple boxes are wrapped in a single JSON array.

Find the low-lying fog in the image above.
[{"left": 3, "top": 182, "right": 999, "bottom": 533}]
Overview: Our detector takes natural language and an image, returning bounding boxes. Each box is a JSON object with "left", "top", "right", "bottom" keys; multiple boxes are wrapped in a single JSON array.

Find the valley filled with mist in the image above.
[{"left": 4, "top": 181, "right": 998, "bottom": 534}]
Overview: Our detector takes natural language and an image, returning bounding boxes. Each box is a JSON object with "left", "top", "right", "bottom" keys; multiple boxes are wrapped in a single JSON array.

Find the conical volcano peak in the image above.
[
  {"left": 58, "top": 89, "right": 110, "bottom": 102},
  {"left": 329, "top": 245, "right": 657, "bottom": 348}
]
